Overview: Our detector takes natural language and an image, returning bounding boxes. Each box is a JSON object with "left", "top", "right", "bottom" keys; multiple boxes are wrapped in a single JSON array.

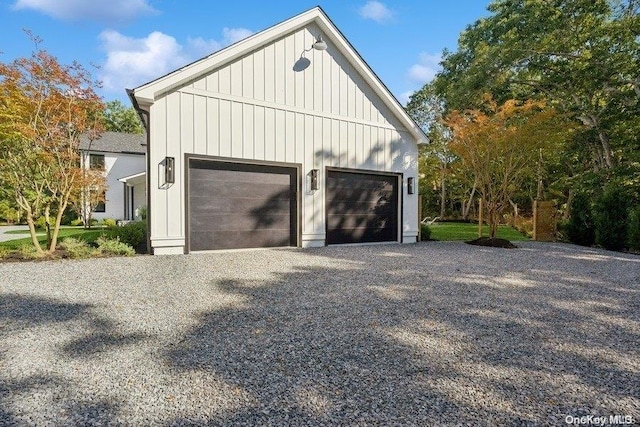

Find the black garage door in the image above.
[
  {"left": 188, "top": 159, "right": 297, "bottom": 251},
  {"left": 326, "top": 169, "right": 399, "bottom": 244}
]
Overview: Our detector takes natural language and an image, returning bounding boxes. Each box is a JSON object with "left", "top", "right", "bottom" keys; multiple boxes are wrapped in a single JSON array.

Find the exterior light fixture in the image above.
[
  {"left": 310, "top": 169, "right": 319, "bottom": 190},
  {"left": 165, "top": 157, "right": 175, "bottom": 184},
  {"left": 312, "top": 35, "right": 327, "bottom": 51},
  {"left": 407, "top": 177, "right": 415, "bottom": 194}
]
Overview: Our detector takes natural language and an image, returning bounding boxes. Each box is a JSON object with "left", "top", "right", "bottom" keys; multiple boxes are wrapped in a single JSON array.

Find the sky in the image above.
[{"left": 0, "top": 0, "right": 492, "bottom": 105}]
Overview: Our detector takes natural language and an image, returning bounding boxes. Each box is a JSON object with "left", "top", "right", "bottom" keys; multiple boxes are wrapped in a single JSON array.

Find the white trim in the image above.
[
  {"left": 118, "top": 171, "right": 146, "bottom": 183},
  {"left": 179, "top": 86, "right": 404, "bottom": 132}
]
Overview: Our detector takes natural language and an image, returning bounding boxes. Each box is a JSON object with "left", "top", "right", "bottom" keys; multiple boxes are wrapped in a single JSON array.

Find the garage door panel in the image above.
[
  {"left": 190, "top": 212, "right": 291, "bottom": 231},
  {"left": 188, "top": 160, "right": 297, "bottom": 251},
  {"left": 326, "top": 213, "right": 392, "bottom": 229},
  {"left": 188, "top": 180, "right": 292, "bottom": 200},
  {"left": 326, "top": 170, "right": 398, "bottom": 245},
  {"left": 327, "top": 227, "right": 396, "bottom": 244},
  {"left": 190, "top": 168, "right": 291, "bottom": 185},
  {"left": 190, "top": 230, "right": 291, "bottom": 251},
  {"left": 190, "top": 196, "right": 290, "bottom": 215}
]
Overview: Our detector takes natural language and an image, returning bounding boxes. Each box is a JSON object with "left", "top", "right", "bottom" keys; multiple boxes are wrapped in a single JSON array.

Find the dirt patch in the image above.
[{"left": 466, "top": 237, "right": 518, "bottom": 249}]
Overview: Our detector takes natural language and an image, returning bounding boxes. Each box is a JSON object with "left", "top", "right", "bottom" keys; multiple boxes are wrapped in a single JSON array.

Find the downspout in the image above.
[{"left": 126, "top": 89, "right": 152, "bottom": 254}]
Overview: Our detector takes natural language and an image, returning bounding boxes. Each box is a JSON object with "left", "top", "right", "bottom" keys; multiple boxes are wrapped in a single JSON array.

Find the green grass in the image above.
[
  {"left": 428, "top": 222, "right": 530, "bottom": 241},
  {"left": 0, "top": 228, "right": 106, "bottom": 250}
]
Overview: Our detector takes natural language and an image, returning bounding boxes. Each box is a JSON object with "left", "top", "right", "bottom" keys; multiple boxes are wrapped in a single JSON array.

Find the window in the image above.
[
  {"left": 91, "top": 188, "right": 106, "bottom": 213},
  {"left": 89, "top": 154, "right": 105, "bottom": 170}
]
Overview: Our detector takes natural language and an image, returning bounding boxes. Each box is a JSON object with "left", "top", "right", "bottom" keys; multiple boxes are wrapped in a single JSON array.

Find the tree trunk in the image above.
[
  {"left": 563, "top": 188, "right": 574, "bottom": 220},
  {"left": 25, "top": 210, "right": 44, "bottom": 254},
  {"left": 49, "top": 200, "right": 67, "bottom": 252},
  {"left": 463, "top": 183, "right": 477, "bottom": 220},
  {"left": 44, "top": 205, "right": 52, "bottom": 250},
  {"left": 440, "top": 167, "right": 446, "bottom": 218},
  {"left": 598, "top": 130, "right": 614, "bottom": 169}
]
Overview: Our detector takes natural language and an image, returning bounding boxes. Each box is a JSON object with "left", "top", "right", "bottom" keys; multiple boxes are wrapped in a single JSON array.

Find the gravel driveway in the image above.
[{"left": 1, "top": 241, "right": 639, "bottom": 426}]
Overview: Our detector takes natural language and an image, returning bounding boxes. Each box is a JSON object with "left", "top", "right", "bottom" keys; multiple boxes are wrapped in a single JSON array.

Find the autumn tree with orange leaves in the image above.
[
  {"left": 446, "top": 97, "right": 571, "bottom": 239},
  {"left": 0, "top": 37, "right": 104, "bottom": 254}
]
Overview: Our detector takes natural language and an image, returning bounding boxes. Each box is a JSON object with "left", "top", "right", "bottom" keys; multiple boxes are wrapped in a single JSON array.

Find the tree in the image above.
[
  {"left": 406, "top": 83, "right": 459, "bottom": 218},
  {"left": 103, "top": 100, "right": 144, "bottom": 134},
  {"left": 435, "top": 0, "right": 640, "bottom": 171},
  {"left": 0, "top": 37, "right": 104, "bottom": 254},
  {"left": 446, "top": 97, "right": 571, "bottom": 238}
]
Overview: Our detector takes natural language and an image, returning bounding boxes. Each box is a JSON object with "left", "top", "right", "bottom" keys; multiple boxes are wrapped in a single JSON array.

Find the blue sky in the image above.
[{"left": 0, "top": 0, "right": 491, "bottom": 105}]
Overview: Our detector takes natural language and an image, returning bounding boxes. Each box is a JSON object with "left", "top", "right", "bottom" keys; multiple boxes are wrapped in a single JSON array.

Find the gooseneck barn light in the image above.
[{"left": 312, "top": 35, "right": 328, "bottom": 51}]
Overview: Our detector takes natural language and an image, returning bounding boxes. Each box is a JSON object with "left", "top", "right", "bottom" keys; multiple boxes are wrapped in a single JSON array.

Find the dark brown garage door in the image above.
[
  {"left": 188, "top": 159, "right": 297, "bottom": 251},
  {"left": 326, "top": 169, "right": 399, "bottom": 244}
]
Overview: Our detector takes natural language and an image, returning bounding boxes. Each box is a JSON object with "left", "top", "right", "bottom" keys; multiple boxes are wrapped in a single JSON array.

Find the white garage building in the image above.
[{"left": 129, "top": 7, "right": 427, "bottom": 255}]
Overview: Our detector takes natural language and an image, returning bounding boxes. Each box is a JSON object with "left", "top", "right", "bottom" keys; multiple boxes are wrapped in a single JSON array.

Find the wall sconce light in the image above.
[
  {"left": 312, "top": 35, "right": 327, "bottom": 51},
  {"left": 408, "top": 177, "right": 415, "bottom": 194},
  {"left": 165, "top": 157, "right": 175, "bottom": 184},
  {"left": 310, "top": 169, "right": 319, "bottom": 190}
]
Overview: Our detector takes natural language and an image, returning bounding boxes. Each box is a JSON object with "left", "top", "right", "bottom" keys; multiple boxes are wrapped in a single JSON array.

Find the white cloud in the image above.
[
  {"left": 358, "top": 1, "right": 394, "bottom": 24},
  {"left": 99, "top": 27, "right": 253, "bottom": 92},
  {"left": 13, "top": 0, "right": 156, "bottom": 23},
  {"left": 407, "top": 52, "right": 441, "bottom": 85},
  {"left": 399, "top": 91, "right": 415, "bottom": 106}
]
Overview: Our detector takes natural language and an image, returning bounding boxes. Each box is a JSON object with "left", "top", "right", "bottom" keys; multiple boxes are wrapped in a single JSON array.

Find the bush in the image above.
[
  {"left": 34, "top": 216, "right": 47, "bottom": 231},
  {"left": 103, "top": 218, "right": 117, "bottom": 228},
  {"left": 60, "top": 237, "right": 96, "bottom": 259},
  {"left": 70, "top": 218, "right": 84, "bottom": 226},
  {"left": 0, "top": 200, "right": 21, "bottom": 224},
  {"left": 627, "top": 205, "right": 640, "bottom": 251},
  {"left": 96, "top": 237, "right": 135, "bottom": 256},
  {"left": 18, "top": 244, "right": 43, "bottom": 260},
  {"left": 107, "top": 221, "right": 147, "bottom": 253},
  {"left": 594, "top": 186, "right": 630, "bottom": 251},
  {"left": 513, "top": 216, "right": 533, "bottom": 237},
  {"left": 565, "top": 191, "right": 595, "bottom": 246},
  {"left": 420, "top": 223, "right": 431, "bottom": 241}
]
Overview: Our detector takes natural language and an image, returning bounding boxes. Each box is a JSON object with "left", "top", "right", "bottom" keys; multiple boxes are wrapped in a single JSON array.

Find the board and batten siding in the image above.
[{"left": 147, "top": 23, "right": 418, "bottom": 252}]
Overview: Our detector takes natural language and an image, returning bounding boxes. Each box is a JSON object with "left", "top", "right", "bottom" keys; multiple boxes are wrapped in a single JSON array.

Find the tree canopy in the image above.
[
  {"left": 102, "top": 99, "right": 144, "bottom": 134},
  {"left": 0, "top": 39, "right": 104, "bottom": 253}
]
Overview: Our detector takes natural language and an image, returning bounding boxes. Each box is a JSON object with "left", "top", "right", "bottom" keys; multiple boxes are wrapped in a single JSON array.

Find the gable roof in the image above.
[
  {"left": 130, "top": 6, "right": 428, "bottom": 145},
  {"left": 80, "top": 131, "right": 146, "bottom": 154}
]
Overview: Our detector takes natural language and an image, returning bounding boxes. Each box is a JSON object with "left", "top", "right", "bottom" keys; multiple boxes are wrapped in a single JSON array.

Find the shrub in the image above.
[
  {"left": 108, "top": 221, "right": 147, "bottom": 253},
  {"left": 70, "top": 218, "right": 84, "bottom": 226},
  {"left": 513, "top": 216, "right": 533, "bottom": 237},
  {"left": 103, "top": 218, "right": 117, "bottom": 228},
  {"left": 627, "top": 204, "right": 640, "bottom": 251},
  {"left": 0, "top": 200, "right": 21, "bottom": 224},
  {"left": 34, "top": 216, "right": 47, "bottom": 231},
  {"left": 18, "top": 244, "right": 43, "bottom": 260},
  {"left": 594, "top": 186, "right": 630, "bottom": 251},
  {"left": 565, "top": 191, "right": 595, "bottom": 246},
  {"left": 420, "top": 223, "right": 431, "bottom": 241},
  {"left": 59, "top": 237, "right": 96, "bottom": 259},
  {"left": 96, "top": 237, "right": 135, "bottom": 256}
]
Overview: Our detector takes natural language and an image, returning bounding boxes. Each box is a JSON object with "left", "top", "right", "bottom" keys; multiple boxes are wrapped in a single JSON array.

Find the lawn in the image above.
[
  {"left": 428, "top": 221, "right": 530, "bottom": 241},
  {"left": 0, "top": 227, "right": 106, "bottom": 250}
]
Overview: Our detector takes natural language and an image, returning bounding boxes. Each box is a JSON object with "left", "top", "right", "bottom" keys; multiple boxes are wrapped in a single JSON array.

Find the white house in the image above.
[
  {"left": 79, "top": 132, "right": 147, "bottom": 222},
  {"left": 129, "top": 7, "right": 427, "bottom": 255}
]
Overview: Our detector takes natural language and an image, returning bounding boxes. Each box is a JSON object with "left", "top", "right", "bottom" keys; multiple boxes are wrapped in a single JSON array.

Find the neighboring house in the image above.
[
  {"left": 129, "top": 7, "right": 428, "bottom": 255},
  {"left": 79, "top": 132, "right": 147, "bottom": 221}
]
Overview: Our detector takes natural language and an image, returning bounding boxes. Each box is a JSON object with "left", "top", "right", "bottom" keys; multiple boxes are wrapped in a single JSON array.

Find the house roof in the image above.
[
  {"left": 80, "top": 131, "right": 146, "bottom": 154},
  {"left": 130, "top": 6, "right": 428, "bottom": 145}
]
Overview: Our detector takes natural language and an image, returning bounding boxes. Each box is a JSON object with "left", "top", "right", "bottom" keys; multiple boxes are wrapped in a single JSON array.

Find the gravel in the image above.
[{"left": 1, "top": 241, "right": 639, "bottom": 426}]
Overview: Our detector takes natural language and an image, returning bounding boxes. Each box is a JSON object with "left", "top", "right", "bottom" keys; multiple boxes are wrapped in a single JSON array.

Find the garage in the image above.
[
  {"left": 326, "top": 169, "right": 400, "bottom": 244},
  {"left": 187, "top": 158, "right": 298, "bottom": 251}
]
